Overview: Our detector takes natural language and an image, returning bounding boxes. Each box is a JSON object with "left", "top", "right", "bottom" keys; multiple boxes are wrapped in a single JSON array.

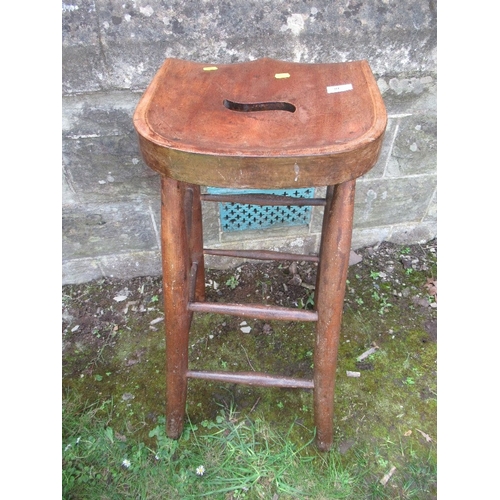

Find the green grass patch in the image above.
[{"left": 63, "top": 396, "right": 359, "bottom": 499}]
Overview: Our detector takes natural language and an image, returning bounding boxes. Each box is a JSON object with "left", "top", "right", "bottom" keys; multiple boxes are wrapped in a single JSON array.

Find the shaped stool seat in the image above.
[{"left": 134, "top": 57, "right": 387, "bottom": 451}]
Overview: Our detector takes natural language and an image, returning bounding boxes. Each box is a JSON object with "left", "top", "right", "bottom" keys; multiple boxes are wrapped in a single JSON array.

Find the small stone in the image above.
[
  {"left": 400, "top": 256, "right": 412, "bottom": 269},
  {"left": 413, "top": 296, "right": 430, "bottom": 308},
  {"left": 114, "top": 289, "right": 130, "bottom": 302},
  {"left": 349, "top": 250, "right": 362, "bottom": 266}
]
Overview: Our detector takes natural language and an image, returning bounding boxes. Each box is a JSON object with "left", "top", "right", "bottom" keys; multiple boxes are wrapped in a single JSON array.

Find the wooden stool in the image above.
[{"left": 133, "top": 57, "right": 386, "bottom": 451}]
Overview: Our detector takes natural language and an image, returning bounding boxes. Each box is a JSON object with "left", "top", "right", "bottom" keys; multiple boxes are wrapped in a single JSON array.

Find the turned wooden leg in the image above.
[
  {"left": 185, "top": 184, "right": 206, "bottom": 302},
  {"left": 314, "top": 180, "right": 356, "bottom": 451},
  {"left": 161, "top": 177, "right": 192, "bottom": 439}
]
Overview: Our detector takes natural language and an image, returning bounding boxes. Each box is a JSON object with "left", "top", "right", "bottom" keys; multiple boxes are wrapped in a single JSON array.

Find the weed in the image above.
[
  {"left": 371, "top": 291, "right": 393, "bottom": 315},
  {"left": 298, "top": 291, "right": 315, "bottom": 309},
  {"left": 226, "top": 275, "right": 240, "bottom": 289}
]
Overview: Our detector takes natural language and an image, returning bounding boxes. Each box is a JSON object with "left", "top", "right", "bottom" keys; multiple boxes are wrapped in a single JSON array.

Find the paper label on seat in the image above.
[{"left": 326, "top": 83, "right": 353, "bottom": 94}]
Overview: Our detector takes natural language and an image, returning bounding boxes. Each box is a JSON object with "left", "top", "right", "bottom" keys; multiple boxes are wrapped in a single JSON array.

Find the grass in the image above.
[
  {"left": 62, "top": 241, "right": 437, "bottom": 498},
  {"left": 63, "top": 396, "right": 359, "bottom": 499},
  {"left": 63, "top": 381, "right": 436, "bottom": 499}
]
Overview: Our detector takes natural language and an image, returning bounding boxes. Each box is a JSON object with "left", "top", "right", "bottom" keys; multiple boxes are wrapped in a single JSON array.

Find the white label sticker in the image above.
[{"left": 327, "top": 83, "right": 353, "bottom": 94}]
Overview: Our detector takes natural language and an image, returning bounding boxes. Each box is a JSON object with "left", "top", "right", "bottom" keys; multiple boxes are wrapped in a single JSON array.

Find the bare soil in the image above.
[{"left": 62, "top": 239, "right": 437, "bottom": 370}]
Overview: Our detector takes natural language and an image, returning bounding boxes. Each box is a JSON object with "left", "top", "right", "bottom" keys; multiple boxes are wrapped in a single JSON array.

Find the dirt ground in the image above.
[
  {"left": 62, "top": 239, "right": 437, "bottom": 497},
  {"left": 62, "top": 239, "right": 436, "bottom": 425},
  {"left": 62, "top": 239, "right": 437, "bottom": 379}
]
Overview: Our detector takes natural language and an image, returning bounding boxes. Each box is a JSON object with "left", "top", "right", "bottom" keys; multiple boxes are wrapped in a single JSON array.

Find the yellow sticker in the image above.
[
  {"left": 203, "top": 66, "right": 218, "bottom": 71},
  {"left": 275, "top": 73, "right": 291, "bottom": 79}
]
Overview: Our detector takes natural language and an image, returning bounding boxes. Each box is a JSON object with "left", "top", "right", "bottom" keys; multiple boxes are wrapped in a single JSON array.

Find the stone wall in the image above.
[{"left": 62, "top": 0, "right": 437, "bottom": 284}]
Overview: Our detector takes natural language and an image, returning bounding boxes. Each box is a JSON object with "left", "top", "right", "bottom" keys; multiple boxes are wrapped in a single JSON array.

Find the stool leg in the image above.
[
  {"left": 185, "top": 184, "right": 206, "bottom": 302},
  {"left": 161, "top": 177, "right": 192, "bottom": 439},
  {"left": 314, "top": 180, "right": 356, "bottom": 451}
]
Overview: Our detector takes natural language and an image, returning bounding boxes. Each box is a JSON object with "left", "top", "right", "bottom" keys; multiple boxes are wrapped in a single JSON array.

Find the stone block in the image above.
[
  {"left": 351, "top": 226, "right": 393, "bottom": 250},
  {"left": 201, "top": 201, "right": 222, "bottom": 247},
  {"left": 62, "top": 0, "right": 100, "bottom": 46},
  {"left": 204, "top": 230, "right": 320, "bottom": 269},
  {"left": 102, "top": 41, "right": 168, "bottom": 91},
  {"left": 62, "top": 0, "right": 105, "bottom": 93},
  {"left": 62, "top": 134, "right": 159, "bottom": 203},
  {"left": 385, "top": 114, "right": 437, "bottom": 177},
  {"left": 62, "top": 46, "right": 106, "bottom": 94},
  {"left": 378, "top": 77, "right": 437, "bottom": 116},
  {"left": 62, "top": 257, "right": 103, "bottom": 285},
  {"left": 62, "top": 91, "right": 141, "bottom": 138},
  {"left": 354, "top": 176, "right": 436, "bottom": 228},
  {"left": 62, "top": 201, "right": 158, "bottom": 261},
  {"left": 62, "top": 250, "right": 162, "bottom": 284},
  {"left": 388, "top": 222, "right": 437, "bottom": 245},
  {"left": 98, "top": 250, "right": 162, "bottom": 280},
  {"left": 219, "top": 222, "right": 312, "bottom": 245}
]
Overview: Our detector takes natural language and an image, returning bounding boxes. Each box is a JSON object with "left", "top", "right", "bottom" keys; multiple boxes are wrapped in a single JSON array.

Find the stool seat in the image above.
[{"left": 134, "top": 58, "right": 386, "bottom": 189}]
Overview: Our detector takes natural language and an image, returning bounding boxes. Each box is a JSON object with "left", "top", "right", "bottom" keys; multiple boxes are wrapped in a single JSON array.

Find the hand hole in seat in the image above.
[{"left": 223, "top": 99, "right": 296, "bottom": 113}]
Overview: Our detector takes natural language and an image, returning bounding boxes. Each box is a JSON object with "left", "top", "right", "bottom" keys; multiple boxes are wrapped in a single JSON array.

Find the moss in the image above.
[{"left": 63, "top": 241, "right": 437, "bottom": 495}]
